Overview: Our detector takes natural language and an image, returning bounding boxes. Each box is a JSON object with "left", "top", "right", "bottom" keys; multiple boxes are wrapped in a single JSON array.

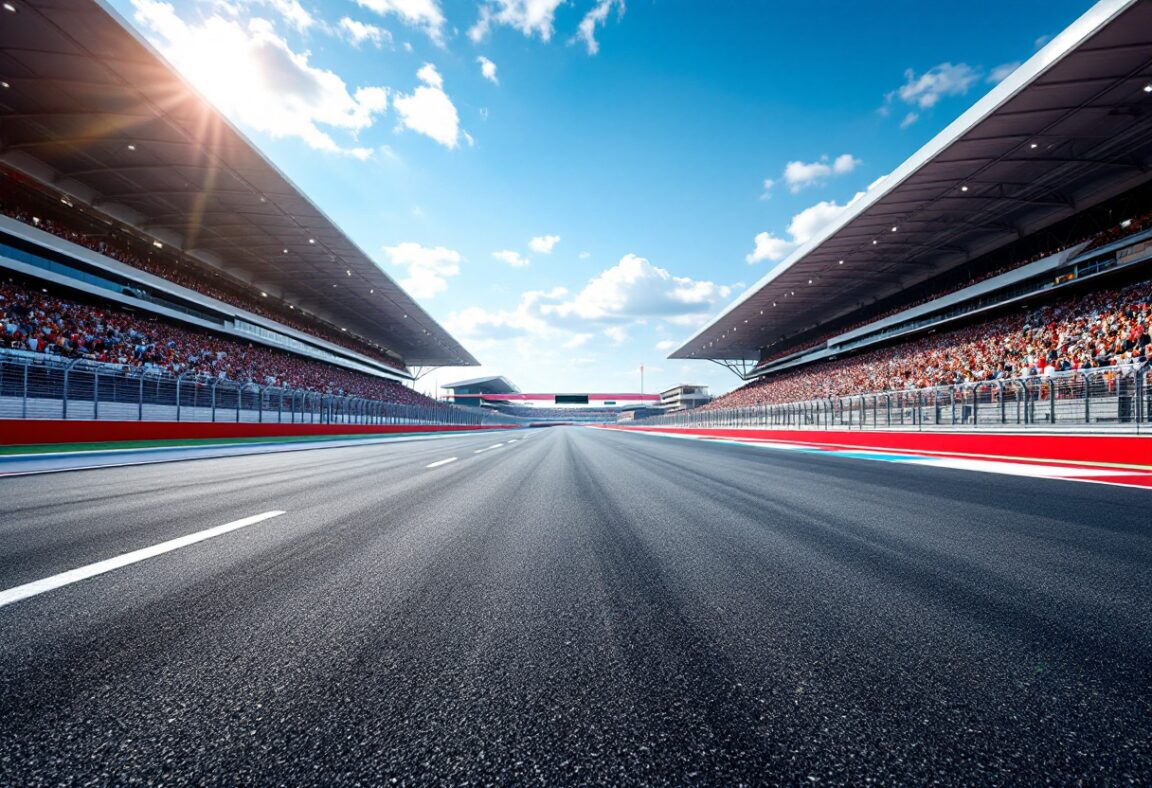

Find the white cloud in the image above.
[
  {"left": 575, "top": 0, "right": 624, "bottom": 55},
  {"left": 477, "top": 56, "right": 499, "bottom": 84},
  {"left": 355, "top": 0, "right": 444, "bottom": 42},
  {"left": 540, "top": 254, "right": 733, "bottom": 324},
  {"left": 469, "top": 0, "right": 565, "bottom": 43},
  {"left": 445, "top": 256, "right": 733, "bottom": 348},
  {"left": 416, "top": 62, "right": 442, "bottom": 88},
  {"left": 251, "top": 0, "right": 314, "bottom": 31},
  {"left": 746, "top": 194, "right": 867, "bottom": 264},
  {"left": 656, "top": 339, "right": 678, "bottom": 352},
  {"left": 760, "top": 177, "right": 775, "bottom": 199},
  {"left": 884, "top": 63, "right": 980, "bottom": 125},
  {"left": 780, "top": 153, "right": 861, "bottom": 193},
  {"left": 987, "top": 61, "right": 1020, "bottom": 84},
  {"left": 492, "top": 249, "right": 530, "bottom": 267},
  {"left": 746, "top": 232, "right": 797, "bottom": 265},
  {"left": 382, "top": 242, "right": 461, "bottom": 298},
  {"left": 529, "top": 234, "right": 560, "bottom": 254},
  {"left": 578, "top": 251, "right": 591, "bottom": 259},
  {"left": 338, "top": 17, "right": 391, "bottom": 47},
  {"left": 603, "top": 325, "right": 628, "bottom": 345},
  {"left": 393, "top": 63, "right": 461, "bottom": 147},
  {"left": 131, "top": 0, "right": 387, "bottom": 157}
]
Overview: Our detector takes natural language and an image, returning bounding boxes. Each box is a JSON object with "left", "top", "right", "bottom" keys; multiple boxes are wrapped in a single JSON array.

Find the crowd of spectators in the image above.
[
  {"left": 0, "top": 277, "right": 441, "bottom": 407},
  {"left": 752, "top": 209, "right": 1152, "bottom": 371},
  {"left": 0, "top": 200, "right": 406, "bottom": 372},
  {"left": 707, "top": 276, "right": 1152, "bottom": 410}
]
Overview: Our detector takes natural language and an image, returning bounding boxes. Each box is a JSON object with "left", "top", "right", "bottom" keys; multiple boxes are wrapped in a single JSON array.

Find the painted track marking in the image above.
[
  {"left": 0, "top": 511, "right": 286, "bottom": 609},
  {"left": 426, "top": 457, "right": 458, "bottom": 468}
]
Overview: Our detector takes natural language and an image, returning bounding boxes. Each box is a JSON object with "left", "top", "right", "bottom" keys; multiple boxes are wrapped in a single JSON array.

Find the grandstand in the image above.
[
  {"left": 670, "top": 0, "right": 1152, "bottom": 427},
  {"left": 444, "top": 377, "right": 660, "bottom": 423},
  {"left": 0, "top": 0, "right": 480, "bottom": 421}
]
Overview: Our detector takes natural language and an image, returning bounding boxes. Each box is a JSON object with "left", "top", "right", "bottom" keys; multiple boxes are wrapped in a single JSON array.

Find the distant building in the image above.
[
  {"left": 442, "top": 375, "right": 521, "bottom": 406},
  {"left": 659, "top": 384, "right": 711, "bottom": 412}
]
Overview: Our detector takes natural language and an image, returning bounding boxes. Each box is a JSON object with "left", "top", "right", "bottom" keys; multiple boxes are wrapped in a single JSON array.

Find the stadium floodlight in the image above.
[
  {"left": 152, "top": 240, "right": 162, "bottom": 248},
  {"left": 838, "top": 259, "right": 844, "bottom": 264},
  {"left": 960, "top": 185, "right": 969, "bottom": 192},
  {"left": 1030, "top": 142, "right": 1039, "bottom": 149},
  {"left": 1144, "top": 83, "right": 1152, "bottom": 93},
  {"left": 2, "top": 3, "right": 15, "bottom": 11},
  {"left": 126, "top": 143, "right": 135, "bottom": 151},
  {"left": 260, "top": 291, "right": 267, "bottom": 297},
  {"left": 308, "top": 238, "right": 315, "bottom": 244},
  {"left": 891, "top": 226, "right": 898, "bottom": 232},
  {"left": 0, "top": 81, "right": 8, "bottom": 88}
]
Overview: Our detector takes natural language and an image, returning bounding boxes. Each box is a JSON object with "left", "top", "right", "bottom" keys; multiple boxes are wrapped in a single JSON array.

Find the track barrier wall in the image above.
[{"left": 0, "top": 419, "right": 520, "bottom": 448}]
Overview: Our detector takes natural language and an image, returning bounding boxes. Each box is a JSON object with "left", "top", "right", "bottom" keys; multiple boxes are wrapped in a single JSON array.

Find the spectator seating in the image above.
[
  {"left": 706, "top": 276, "right": 1152, "bottom": 410},
  {"left": 0, "top": 277, "right": 441, "bottom": 407},
  {"left": 0, "top": 200, "right": 405, "bottom": 372},
  {"left": 752, "top": 209, "right": 1152, "bottom": 372}
]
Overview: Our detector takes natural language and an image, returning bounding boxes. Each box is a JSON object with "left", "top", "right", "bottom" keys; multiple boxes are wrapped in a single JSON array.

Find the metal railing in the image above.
[
  {"left": 636, "top": 366, "right": 1151, "bottom": 434},
  {"left": 0, "top": 349, "right": 525, "bottom": 427}
]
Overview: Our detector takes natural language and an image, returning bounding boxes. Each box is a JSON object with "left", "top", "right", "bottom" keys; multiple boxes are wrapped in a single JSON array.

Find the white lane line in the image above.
[
  {"left": 473, "top": 443, "right": 507, "bottom": 454},
  {"left": 426, "top": 457, "right": 458, "bottom": 468},
  {"left": 0, "top": 511, "right": 286, "bottom": 609},
  {"left": 508, "top": 439, "right": 518, "bottom": 443}
]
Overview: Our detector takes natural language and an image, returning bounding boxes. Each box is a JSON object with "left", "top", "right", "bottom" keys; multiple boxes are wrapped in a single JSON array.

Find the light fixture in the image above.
[
  {"left": 808, "top": 279, "right": 813, "bottom": 284},
  {"left": 838, "top": 259, "right": 844, "bottom": 265},
  {"left": 152, "top": 240, "right": 162, "bottom": 249},
  {"left": 872, "top": 239, "right": 878, "bottom": 245},
  {"left": 891, "top": 226, "right": 898, "bottom": 232},
  {"left": 346, "top": 269, "right": 351, "bottom": 276},
  {"left": 960, "top": 185, "right": 969, "bottom": 192},
  {"left": 1030, "top": 143, "right": 1039, "bottom": 149},
  {"left": 1144, "top": 84, "right": 1152, "bottom": 94},
  {"left": 126, "top": 144, "right": 136, "bottom": 151},
  {"left": 282, "top": 248, "right": 288, "bottom": 254},
  {"left": 2, "top": 3, "right": 16, "bottom": 12},
  {"left": 0, "top": 81, "right": 9, "bottom": 89},
  {"left": 308, "top": 238, "right": 315, "bottom": 244},
  {"left": 260, "top": 291, "right": 268, "bottom": 297}
]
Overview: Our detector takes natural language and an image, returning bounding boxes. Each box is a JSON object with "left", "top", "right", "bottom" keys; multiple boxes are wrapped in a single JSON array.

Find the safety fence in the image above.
[
  {"left": 0, "top": 349, "right": 525, "bottom": 427},
  {"left": 636, "top": 367, "right": 1151, "bottom": 433}
]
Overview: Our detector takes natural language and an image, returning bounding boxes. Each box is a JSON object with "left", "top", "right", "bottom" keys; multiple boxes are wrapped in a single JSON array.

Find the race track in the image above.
[{"left": 1, "top": 426, "right": 1149, "bottom": 784}]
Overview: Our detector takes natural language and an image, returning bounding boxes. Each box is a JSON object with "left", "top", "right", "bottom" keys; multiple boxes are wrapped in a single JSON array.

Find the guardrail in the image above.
[
  {"left": 0, "top": 349, "right": 524, "bottom": 427},
  {"left": 636, "top": 366, "right": 1151, "bottom": 434}
]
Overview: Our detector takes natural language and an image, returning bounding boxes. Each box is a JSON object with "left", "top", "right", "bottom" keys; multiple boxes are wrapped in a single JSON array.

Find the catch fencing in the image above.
[
  {"left": 637, "top": 366, "right": 1151, "bottom": 434},
  {"left": 0, "top": 349, "right": 523, "bottom": 427}
]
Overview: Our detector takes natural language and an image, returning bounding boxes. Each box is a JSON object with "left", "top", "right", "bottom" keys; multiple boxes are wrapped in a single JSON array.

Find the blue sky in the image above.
[{"left": 107, "top": 0, "right": 1095, "bottom": 397}]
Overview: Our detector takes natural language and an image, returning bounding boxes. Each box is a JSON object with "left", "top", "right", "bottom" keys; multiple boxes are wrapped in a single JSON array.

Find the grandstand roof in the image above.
[
  {"left": 0, "top": 0, "right": 478, "bottom": 367},
  {"left": 443, "top": 376, "right": 521, "bottom": 395},
  {"left": 672, "top": 0, "right": 1152, "bottom": 361}
]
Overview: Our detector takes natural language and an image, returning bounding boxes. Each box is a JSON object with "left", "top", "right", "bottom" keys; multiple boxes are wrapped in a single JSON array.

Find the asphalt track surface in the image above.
[{"left": 1, "top": 426, "right": 1149, "bottom": 785}]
